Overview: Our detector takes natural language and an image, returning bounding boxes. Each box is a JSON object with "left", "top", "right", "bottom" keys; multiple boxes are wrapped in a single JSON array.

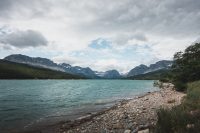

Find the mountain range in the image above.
[
  {"left": 0, "top": 59, "right": 84, "bottom": 79},
  {"left": 127, "top": 60, "right": 172, "bottom": 77},
  {"left": 3, "top": 54, "right": 173, "bottom": 79}
]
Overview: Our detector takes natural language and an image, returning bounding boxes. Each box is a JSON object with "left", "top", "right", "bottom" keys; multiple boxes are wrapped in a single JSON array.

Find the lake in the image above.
[{"left": 0, "top": 80, "right": 158, "bottom": 132}]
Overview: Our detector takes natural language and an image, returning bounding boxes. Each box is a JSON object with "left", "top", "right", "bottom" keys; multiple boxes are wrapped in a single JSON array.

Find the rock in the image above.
[
  {"left": 101, "top": 129, "right": 107, "bottom": 133},
  {"left": 190, "top": 110, "right": 200, "bottom": 116},
  {"left": 131, "top": 127, "right": 138, "bottom": 133},
  {"left": 138, "top": 125, "right": 146, "bottom": 129},
  {"left": 127, "top": 122, "right": 134, "bottom": 129},
  {"left": 124, "top": 129, "right": 131, "bottom": 133},
  {"left": 138, "top": 129, "right": 149, "bottom": 133},
  {"left": 144, "top": 98, "right": 149, "bottom": 101},
  {"left": 186, "top": 124, "right": 194, "bottom": 129},
  {"left": 133, "top": 122, "right": 137, "bottom": 125},
  {"left": 167, "top": 99, "right": 176, "bottom": 104},
  {"left": 113, "top": 123, "right": 123, "bottom": 129}
]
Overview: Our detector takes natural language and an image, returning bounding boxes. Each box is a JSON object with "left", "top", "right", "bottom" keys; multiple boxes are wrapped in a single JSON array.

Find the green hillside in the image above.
[{"left": 0, "top": 60, "right": 84, "bottom": 79}]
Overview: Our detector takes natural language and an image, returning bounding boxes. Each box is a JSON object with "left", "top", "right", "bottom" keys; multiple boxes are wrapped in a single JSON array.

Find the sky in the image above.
[{"left": 0, "top": 0, "right": 200, "bottom": 73}]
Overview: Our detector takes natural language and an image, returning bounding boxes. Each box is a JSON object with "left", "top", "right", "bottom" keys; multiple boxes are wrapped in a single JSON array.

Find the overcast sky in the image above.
[{"left": 0, "top": 0, "right": 200, "bottom": 73}]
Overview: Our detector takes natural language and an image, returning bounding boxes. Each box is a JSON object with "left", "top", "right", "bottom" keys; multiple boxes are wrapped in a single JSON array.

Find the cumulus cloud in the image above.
[
  {"left": 1, "top": 0, "right": 200, "bottom": 37},
  {"left": 111, "top": 32, "right": 148, "bottom": 46},
  {"left": 0, "top": 29, "right": 48, "bottom": 48},
  {"left": 0, "top": 0, "right": 49, "bottom": 19},
  {"left": 0, "top": 0, "right": 200, "bottom": 72}
]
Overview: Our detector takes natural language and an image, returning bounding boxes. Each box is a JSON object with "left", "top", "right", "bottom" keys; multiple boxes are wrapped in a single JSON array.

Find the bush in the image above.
[
  {"left": 155, "top": 81, "right": 200, "bottom": 133},
  {"left": 159, "top": 78, "right": 170, "bottom": 83},
  {"left": 174, "top": 81, "right": 187, "bottom": 91},
  {"left": 155, "top": 106, "right": 190, "bottom": 133},
  {"left": 184, "top": 81, "right": 200, "bottom": 109},
  {"left": 155, "top": 105, "right": 200, "bottom": 133},
  {"left": 172, "top": 43, "right": 200, "bottom": 84}
]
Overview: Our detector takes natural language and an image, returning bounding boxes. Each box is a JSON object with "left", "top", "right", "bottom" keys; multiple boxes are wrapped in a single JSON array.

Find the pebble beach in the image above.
[{"left": 55, "top": 83, "right": 185, "bottom": 133}]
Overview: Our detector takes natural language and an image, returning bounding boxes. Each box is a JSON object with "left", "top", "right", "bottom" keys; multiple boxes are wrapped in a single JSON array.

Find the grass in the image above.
[
  {"left": 155, "top": 80, "right": 200, "bottom": 133},
  {"left": 0, "top": 60, "right": 84, "bottom": 79}
]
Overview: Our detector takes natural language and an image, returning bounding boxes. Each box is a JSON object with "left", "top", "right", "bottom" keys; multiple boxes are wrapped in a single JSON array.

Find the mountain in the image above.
[
  {"left": 103, "top": 70, "right": 122, "bottom": 79},
  {"left": 127, "top": 69, "right": 170, "bottom": 80},
  {"left": 59, "top": 63, "right": 98, "bottom": 78},
  {"left": 4, "top": 54, "right": 99, "bottom": 78},
  {"left": 3, "top": 54, "right": 173, "bottom": 79},
  {"left": 127, "top": 64, "right": 148, "bottom": 76},
  {"left": 0, "top": 60, "right": 84, "bottom": 79},
  {"left": 127, "top": 60, "right": 173, "bottom": 77},
  {"left": 4, "top": 54, "right": 64, "bottom": 71}
]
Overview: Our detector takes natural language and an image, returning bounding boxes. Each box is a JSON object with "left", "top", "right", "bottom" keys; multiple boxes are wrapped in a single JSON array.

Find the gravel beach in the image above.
[{"left": 55, "top": 83, "right": 185, "bottom": 133}]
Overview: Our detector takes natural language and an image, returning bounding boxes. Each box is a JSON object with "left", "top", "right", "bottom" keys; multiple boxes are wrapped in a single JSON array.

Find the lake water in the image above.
[{"left": 0, "top": 80, "right": 158, "bottom": 132}]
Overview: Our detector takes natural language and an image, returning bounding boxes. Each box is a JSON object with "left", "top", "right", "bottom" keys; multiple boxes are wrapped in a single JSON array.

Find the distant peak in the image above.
[{"left": 127, "top": 60, "right": 173, "bottom": 77}]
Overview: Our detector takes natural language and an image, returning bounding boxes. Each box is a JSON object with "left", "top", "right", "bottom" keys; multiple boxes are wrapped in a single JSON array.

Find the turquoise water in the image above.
[{"left": 0, "top": 80, "right": 158, "bottom": 132}]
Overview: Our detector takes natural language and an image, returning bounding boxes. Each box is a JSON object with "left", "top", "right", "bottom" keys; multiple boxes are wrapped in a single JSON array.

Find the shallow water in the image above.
[{"left": 0, "top": 80, "right": 158, "bottom": 132}]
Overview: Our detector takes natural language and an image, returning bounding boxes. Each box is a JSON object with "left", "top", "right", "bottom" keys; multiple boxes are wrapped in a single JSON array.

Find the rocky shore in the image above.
[{"left": 55, "top": 83, "right": 185, "bottom": 133}]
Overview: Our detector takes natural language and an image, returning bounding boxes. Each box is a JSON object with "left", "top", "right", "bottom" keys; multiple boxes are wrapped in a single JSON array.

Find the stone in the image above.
[
  {"left": 113, "top": 123, "right": 123, "bottom": 129},
  {"left": 186, "top": 124, "right": 194, "bottom": 129},
  {"left": 133, "top": 122, "right": 137, "bottom": 125},
  {"left": 167, "top": 99, "right": 176, "bottom": 104},
  {"left": 190, "top": 110, "right": 200, "bottom": 116},
  {"left": 142, "top": 107, "right": 146, "bottom": 110},
  {"left": 138, "top": 125, "right": 145, "bottom": 129},
  {"left": 124, "top": 129, "right": 131, "bottom": 133},
  {"left": 138, "top": 129, "right": 149, "bottom": 133},
  {"left": 127, "top": 122, "right": 134, "bottom": 129},
  {"left": 131, "top": 128, "right": 138, "bottom": 133}
]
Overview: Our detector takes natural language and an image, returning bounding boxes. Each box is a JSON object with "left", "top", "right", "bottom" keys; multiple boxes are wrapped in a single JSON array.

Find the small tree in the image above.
[{"left": 172, "top": 43, "right": 200, "bottom": 91}]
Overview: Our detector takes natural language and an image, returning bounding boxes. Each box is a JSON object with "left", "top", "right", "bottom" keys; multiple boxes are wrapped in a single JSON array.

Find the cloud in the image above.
[
  {"left": 194, "top": 37, "right": 200, "bottom": 44},
  {"left": 0, "top": 28, "right": 48, "bottom": 48},
  {"left": 0, "top": 0, "right": 49, "bottom": 19},
  {"left": 1, "top": 0, "right": 200, "bottom": 37},
  {"left": 72, "top": 0, "right": 200, "bottom": 37},
  {"left": 0, "top": 0, "right": 200, "bottom": 72},
  {"left": 111, "top": 33, "right": 148, "bottom": 46},
  {"left": 51, "top": 43, "right": 159, "bottom": 72},
  {"left": 52, "top": 55, "right": 85, "bottom": 66}
]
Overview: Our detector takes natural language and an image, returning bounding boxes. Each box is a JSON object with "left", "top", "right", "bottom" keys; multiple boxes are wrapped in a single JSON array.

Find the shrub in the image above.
[
  {"left": 155, "top": 81, "right": 200, "bottom": 133},
  {"left": 159, "top": 78, "right": 170, "bottom": 83},
  {"left": 155, "top": 106, "right": 200, "bottom": 133},
  {"left": 172, "top": 43, "right": 200, "bottom": 84},
  {"left": 174, "top": 81, "right": 187, "bottom": 91},
  {"left": 155, "top": 105, "right": 200, "bottom": 133}
]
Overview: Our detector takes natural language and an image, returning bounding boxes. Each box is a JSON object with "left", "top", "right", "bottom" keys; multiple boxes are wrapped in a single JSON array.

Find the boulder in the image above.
[
  {"left": 124, "top": 129, "right": 131, "bottom": 133},
  {"left": 138, "top": 128, "right": 149, "bottom": 133}
]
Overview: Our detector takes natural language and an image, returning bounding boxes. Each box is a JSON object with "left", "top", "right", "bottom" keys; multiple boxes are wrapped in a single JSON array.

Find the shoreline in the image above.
[
  {"left": 60, "top": 83, "right": 185, "bottom": 133},
  {"left": 22, "top": 94, "right": 144, "bottom": 133},
  {"left": 24, "top": 83, "right": 185, "bottom": 133}
]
